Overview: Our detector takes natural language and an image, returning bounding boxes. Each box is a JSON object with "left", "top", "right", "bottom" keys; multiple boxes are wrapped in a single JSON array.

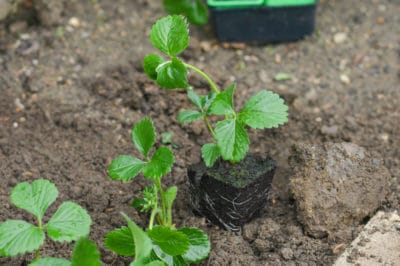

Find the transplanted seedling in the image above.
[
  {"left": 106, "top": 117, "right": 210, "bottom": 265},
  {"left": 143, "top": 15, "right": 288, "bottom": 167},
  {"left": 0, "top": 179, "right": 97, "bottom": 265}
]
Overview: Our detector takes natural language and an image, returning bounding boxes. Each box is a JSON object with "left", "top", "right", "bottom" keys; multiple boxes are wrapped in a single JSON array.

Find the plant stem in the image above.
[
  {"left": 204, "top": 116, "right": 216, "bottom": 139},
  {"left": 155, "top": 178, "right": 167, "bottom": 226},
  {"left": 149, "top": 207, "right": 157, "bottom": 230},
  {"left": 184, "top": 63, "right": 220, "bottom": 94}
]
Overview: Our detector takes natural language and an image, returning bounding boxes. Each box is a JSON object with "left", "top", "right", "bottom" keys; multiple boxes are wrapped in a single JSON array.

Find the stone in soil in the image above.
[
  {"left": 188, "top": 154, "right": 276, "bottom": 232},
  {"left": 289, "top": 142, "right": 390, "bottom": 238},
  {"left": 334, "top": 211, "right": 400, "bottom": 265}
]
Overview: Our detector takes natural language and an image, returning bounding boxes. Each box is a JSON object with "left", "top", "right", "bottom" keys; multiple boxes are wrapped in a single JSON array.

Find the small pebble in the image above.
[
  {"left": 68, "top": 17, "right": 81, "bottom": 28},
  {"left": 340, "top": 74, "right": 350, "bottom": 84},
  {"left": 334, "top": 32, "right": 347, "bottom": 44},
  {"left": 13, "top": 122, "right": 18, "bottom": 128}
]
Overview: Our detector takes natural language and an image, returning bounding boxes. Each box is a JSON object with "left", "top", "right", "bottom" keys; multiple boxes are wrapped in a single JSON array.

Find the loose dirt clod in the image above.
[{"left": 289, "top": 142, "right": 390, "bottom": 238}]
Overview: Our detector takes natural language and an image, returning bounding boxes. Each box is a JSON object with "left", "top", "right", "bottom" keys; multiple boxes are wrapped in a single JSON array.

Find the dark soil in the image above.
[{"left": 1, "top": 0, "right": 399, "bottom": 265}]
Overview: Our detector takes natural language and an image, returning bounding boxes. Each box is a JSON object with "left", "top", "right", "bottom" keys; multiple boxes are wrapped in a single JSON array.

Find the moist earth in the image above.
[{"left": 0, "top": 0, "right": 399, "bottom": 265}]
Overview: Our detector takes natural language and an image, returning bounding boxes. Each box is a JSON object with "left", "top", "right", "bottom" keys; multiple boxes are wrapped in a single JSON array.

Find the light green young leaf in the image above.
[
  {"left": 29, "top": 257, "right": 70, "bottom": 266},
  {"left": 201, "top": 143, "right": 220, "bottom": 167},
  {"left": 121, "top": 212, "right": 153, "bottom": 266},
  {"left": 148, "top": 226, "right": 189, "bottom": 256},
  {"left": 161, "top": 132, "right": 173, "bottom": 145},
  {"left": 10, "top": 179, "right": 58, "bottom": 220},
  {"left": 215, "top": 119, "right": 249, "bottom": 162},
  {"left": 71, "top": 238, "right": 101, "bottom": 266},
  {"left": 156, "top": 58, "right": 188, "bottom": 89},
  {"left": 145, "top": 261, "right": 167, "bottom": 266},
  {"left": 177, "top": 110, "right": 204, "bottom": 124},
  {"left": 133, "top": 117, "right": 156, "bottom": 157},
  {"left": 47, "top": 202, "right": 91, "bottom": 242},
  {"left": 274, "top": 72, "right": 291, "bottom": 81},
  {"left": 150, "top": 15, "right": 189, "bottom": 56},
  {"left": 0, "top": 220, "right": 44, "bottom": 256},
  {"left": 143, "top": 147, "right": 174, "bottom": 179},
  {"left": 179, "top": 227, "right": 210, "bottom": 263},
  {"left": 187, "top": 88, "right": 203, "bottom": 109},
  {"left": 104, "top": 226, "right": 135, "bottom": 256},
  {"left": 143, "top": 54, "right": 165, "bottom": 80},
  {"left": 238, "top": 90, "right": 288, "bottom": 129},
  {"left": 109, "top": 155, "right": 146, "bottom": 181},
  {"left": 164, "top": 186, "right": 177, "bottom": 211},
  {"left": 208, "top": 84, "right": 235, "bottom": 115}
]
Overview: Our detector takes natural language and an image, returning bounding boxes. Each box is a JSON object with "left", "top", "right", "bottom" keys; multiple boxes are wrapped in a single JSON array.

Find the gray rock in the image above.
[{"left": 289, "top": 142, "right": 390, "bottom": 238}]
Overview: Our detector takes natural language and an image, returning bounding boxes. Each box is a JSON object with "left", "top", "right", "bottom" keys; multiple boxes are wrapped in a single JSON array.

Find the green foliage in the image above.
[
  {"left": 109, "top": 117, "right": 174, "bottom": 181},
  {"left": 29, "top": 257, "right": 70, "bottom": 266},
  {"left": 0, "top": 179, "right": 95, "bottom": 264},
  {"left": 143, "top": 15, "right": 289, "bottom": 166},
  {"left": 163, "top": 0, "right": 209, "bottom": 26},
  {"left": 106, "top": 117, "right": 211, "bottom": 264}
]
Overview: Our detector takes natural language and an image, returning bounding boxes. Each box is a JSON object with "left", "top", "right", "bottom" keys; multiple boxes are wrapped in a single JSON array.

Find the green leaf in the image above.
[
  {"left": 208, "top": 84, "right": 235, "bottom": 115},
  {"left": 47, "top": 202, "right": 91, "bottom": 242},
  {"left": 152, "top": 245, "right": 187, "bottom": 266},
  {"left": 71, "top": 238, "right": 101, "bottom": 266},
  {"left": 203, "top": 92, "right": 216, "bottom": 110},
  {"left": 238, "top": 90, "right": 288, "bottom": 129},
  {"left": 147, "top": 226, "right": 189, "bottom": 256},
  {"left": 143, "top": 147, "right": 174, "bottom": 179},
  {"left": 201, "top": 143, "right": 220, "bottom": 167},
  {"left": 109, "top": 155, "right": 145, "bottom": 181},
  {"left": 104, "top": 226, "right": 135, "bottom": 256},
  {"left": 29, "top": 257, "right": 70, "bottom": 266},
  {"left": 0, "top": 220, "right": 44, "bottom": 256},
  {"left": 10, "top": 179, "right": 58, "bottom": 219},
  {"left": 133, "top": 117, "right": 156, "bottom": 157},
  {"left": 187, "top": 88, "right": 203, "bottom": 109},
  {"left": 146, "top": 261, "right": 167, "bottom": 266},
  {"left": 143, "top": 54, "right": 165, "bottom": 80},
  {"left": 121, "top": 212, "right": 153, "bottom": 265},
  {"left": 186, "top": 0, "right": 209, "bottom": 26},
  {"left": 164, "top": 186, "right": 177, "bottom": 211},
  {"left": 177, "top": 110, "right": 204, "bottom": 124},
  {"left": 156, "top": 58, "right": 188, "bottom": 89},
  {"left": 274, "top": 72, "right": 291, "bottom": 81},
  {"left": 150, "top": 15, "right": 189, "bottom": 56},
  {"left": 215, "top": 119, "right": 249, "bottom": 162},
  {"left": 179, "top": 227, "right": 210, "bottom": 263}
]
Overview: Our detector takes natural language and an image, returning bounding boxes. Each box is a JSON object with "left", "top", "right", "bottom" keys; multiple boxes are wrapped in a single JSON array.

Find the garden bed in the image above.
[{"left": 0, "top": 0, "right": 399, "bottom": 265}]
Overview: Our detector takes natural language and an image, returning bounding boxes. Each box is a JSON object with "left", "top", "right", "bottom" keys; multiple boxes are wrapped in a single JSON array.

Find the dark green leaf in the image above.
[
  {"left": 145, "top": 261, "right": 167, "bottom": 266},
  {"left": 10, "top": 179, "right": 58, "bottom": 219},
  {"left": 147, "top": 226, "right": 189, "bottom": 256},
  {"left": 143, "top": 54, "right": 165, "bottom": 80},
  {"left": 215, "top": 119, "right": 249, "bottom": 162},
  {"left": 238, "top": 90, "right": 288, "bottom": 129},
  {"left": 121, "top": 213, "right": 153, "bottom": 265},
  {"left": 133, "top": 117, "right": 156, "bottom": 157},
  {"left": 47, "top": 202, "right": 91, "bottom": 242},
  {"left": 179, "top": 227, "right": 210, "bottom": 263},
  {"left": 29, "top": 257, "right": 70, "bottom": 266},
  {"left": 164, "top": 186, "right": 177, "bottom": 211},
  {"left": 0, "top": 220, "right": 44, "bottom": 256},
  {"left": 109, "top": 155, "right": 145, "bottom": 181},
  {"left": 201, "top": 143, "right": 220, "bottom": 167},
  {"left": 208, "top": 84, "right": 235, "bottom": 115},
  {"left": 186, "top": 0, "right": 209, "bottom": 26},
  {"left": 152, "top": 245, "right": 187, "bottom": 266},
  {"left": 156, "top": 58, "right": 188, "bottom": 89},
  {"left": 177, "top": 110, "right": 204, "bottom": 124},
  {"left": 104, "top": 226, "right": 135, "bottom": 256},
  {"left": 143, "top": 147, "right": 174, "bottom": 179},
  {"left": 150, "top": 15, "right": 189, "bottom": 56},
  {"left": 132, "top": 198, "right": 146, "bottom": 209},
  {"left": 71, "top": 238, "right": 101, "bottom": 266}
]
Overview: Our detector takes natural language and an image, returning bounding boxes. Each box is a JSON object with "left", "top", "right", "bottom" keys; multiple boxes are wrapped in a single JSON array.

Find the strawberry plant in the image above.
[
  {"left": 0, "top": 179, "right": 96, "bottom": 265},
  {"left": 163, "top": 0, "right": 208, "bottom": 26},
  {"left": 143, "top": 15, "right": 288, "bottom": 167},
  {"left": 106, "top": 117, "right": 210, "bottom": 265}
]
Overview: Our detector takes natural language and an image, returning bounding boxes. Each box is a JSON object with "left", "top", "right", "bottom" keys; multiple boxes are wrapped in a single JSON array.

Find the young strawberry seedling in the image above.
[
  {"left": 106, "top": 117, "right": 210, "bottom": 265},
  {"left": 143, "top": 15, "right": 289, "bottom": 231},
  {"left": 0, "top": 179, "right": 99, "bottom": 265}
]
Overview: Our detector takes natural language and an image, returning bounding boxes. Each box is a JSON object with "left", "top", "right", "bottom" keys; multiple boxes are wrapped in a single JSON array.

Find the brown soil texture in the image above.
[{"left": 1, "top": 0, "right": 399, "bottom": 265}]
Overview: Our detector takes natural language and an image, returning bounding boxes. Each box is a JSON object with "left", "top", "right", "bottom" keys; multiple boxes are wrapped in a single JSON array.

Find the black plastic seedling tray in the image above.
[{"left": 208, "top": 3, "right": 317, "bottom": 43}]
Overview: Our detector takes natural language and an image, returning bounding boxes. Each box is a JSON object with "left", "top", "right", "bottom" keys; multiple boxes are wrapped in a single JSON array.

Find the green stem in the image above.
[
  {"left": 184, "top": 63, "right": 220, "bottom": 94},
  {"left": 149, "top": 207, "right": 157, "bottom": 230},
  {"left": 155, "top": 178, "right": 167, "bottom": 226},
  {"left": 204, "top": 116, "right": 216, "bottom": 139},
  {"left": 35, "top": 218, "right": 43, "bottom": 259}
]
